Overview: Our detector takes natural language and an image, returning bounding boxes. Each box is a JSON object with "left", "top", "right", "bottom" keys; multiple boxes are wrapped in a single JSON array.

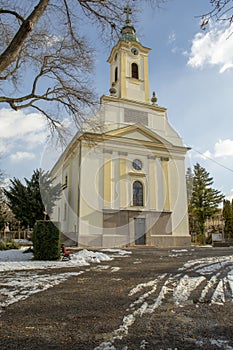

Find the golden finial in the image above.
[
  {"left": 151, "top": 91, "right": 158, "bottom": 105},
  {"left": 109, "top": 82, "right": 117, "bottom": 96}
]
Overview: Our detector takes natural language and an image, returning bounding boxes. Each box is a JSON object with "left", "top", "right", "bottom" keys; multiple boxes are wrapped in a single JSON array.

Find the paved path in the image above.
[{"left": 1, "top": 247, "right": 233, "bottom": 349}]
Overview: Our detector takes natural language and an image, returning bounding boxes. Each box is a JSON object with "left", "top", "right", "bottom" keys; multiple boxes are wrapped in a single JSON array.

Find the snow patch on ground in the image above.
[
  {"left": 101, "top": 249, "right": 131, "bottom": 257},
  {"left": 171, "top": 249, "right": 188, "bottom": 253},
  {"left": 196, "top": 338, "right": 233, "bottom": 349},
  {"left": 210, "top": 339, "right": 233, "bottom": 350},
  {"left": 0, "top": 248, "right": 113, "bottom": 272},
  {"left": 0, "top": 248, "right": 129, "bottom": 317},
  {"left": 169, "top": 249, "right": 190, "bottom": 257},
  {"left": 72, "top": 249, "right": 112, "bottom": 265},
  {"left": 180, "top": 255, "right": 233, "bottom": 272},
  {"left": 173, "top": 275, "right": 206, "bottom": 305},
  {"left": 211, "top": 279, "right": 225, "bottom": 305},
  {"left": 0, "top": 271, "right": 83, "bottom": 313},
  {"left": 111, "top": 267, "right": 120, "bottom": 272},
  {"left": 200, "top": 274, "right": 219, "bottom": 302},
  {"left": 129, "top": 279, "right": 160, "bottom": 297},
  {"left": 227, "top": 270, "right": 233, "bottom": 301}
]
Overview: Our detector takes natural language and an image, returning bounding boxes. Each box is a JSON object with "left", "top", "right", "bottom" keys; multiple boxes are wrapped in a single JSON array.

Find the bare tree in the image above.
[
  {"left": 0, "top": 0, "right": 163, "bottom": 132},
  {"left": 0, "top": 169, "right": 6, "bottom": 230},
  {"left": 199, "top": 0, "right": 233, "bottom": 30}
]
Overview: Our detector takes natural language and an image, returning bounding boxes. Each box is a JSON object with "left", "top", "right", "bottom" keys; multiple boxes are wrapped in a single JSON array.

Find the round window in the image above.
[{"left": 132, "top": 159, "right": 142, "bottom": 170}]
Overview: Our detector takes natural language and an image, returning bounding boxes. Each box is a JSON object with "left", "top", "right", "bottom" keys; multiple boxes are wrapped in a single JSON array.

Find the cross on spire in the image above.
[{"left": 124, "top": 5, "right": 132, "bottom": 24}]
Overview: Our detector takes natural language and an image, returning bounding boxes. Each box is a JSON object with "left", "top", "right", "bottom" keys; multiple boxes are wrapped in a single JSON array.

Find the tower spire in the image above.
[
  {"left": 107, "top": 5, "right": 151, "bottom": 103},
  {"left": 120, "top": 5, "right": 139, "bottom": 43},
  {"left": 124, "top": 5, "right": 132, "bottom": 25}
]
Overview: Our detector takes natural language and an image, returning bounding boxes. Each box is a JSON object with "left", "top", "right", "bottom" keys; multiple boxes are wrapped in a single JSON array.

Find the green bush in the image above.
[
  {"left": 196, "top": 233, "right": 206, "bottom": 245},
  {"left": 33, "top": 221, "right": 61, "bottom": 260},
  {"left": 0, "top": 241, "right": 7, "bottom": 250},
  {"left": 0, "top": 240, "right": 19, "bottom": 250},
  {"left": 6, "top": 240, "right": 19, "bottom": 250}
]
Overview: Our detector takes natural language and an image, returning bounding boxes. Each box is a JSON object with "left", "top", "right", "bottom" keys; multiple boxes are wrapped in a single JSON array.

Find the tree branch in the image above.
[
  {"left": 0, "top": 53, "right": 22, "bottom": 80},
  {"left": 0, "top": 0, "right": 49, "bottom": 73},
  {"left": 0, "top": 1, "right": 165, "bottom": 135},
  {"left": 0, "top": 9, "right": 25, "bottom": 23},
  {"left": 199, "top": 0, "right": 233, "bottom": 29}
]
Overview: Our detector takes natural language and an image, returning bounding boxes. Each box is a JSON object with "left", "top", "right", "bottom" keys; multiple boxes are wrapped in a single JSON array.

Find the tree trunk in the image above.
[{"left": 0, "top": 0, "right": 49, "bottom": 73}]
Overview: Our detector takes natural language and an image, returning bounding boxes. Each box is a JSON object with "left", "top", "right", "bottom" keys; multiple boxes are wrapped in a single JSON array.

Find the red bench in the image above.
[{"left": 61, "top": 244, "right": 73, "bottom": 260}]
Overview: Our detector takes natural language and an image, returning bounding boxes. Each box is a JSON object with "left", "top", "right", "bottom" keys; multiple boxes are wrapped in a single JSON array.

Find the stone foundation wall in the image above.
[{"left": 148, "top": 235, "right": 191, "bottom": 248}]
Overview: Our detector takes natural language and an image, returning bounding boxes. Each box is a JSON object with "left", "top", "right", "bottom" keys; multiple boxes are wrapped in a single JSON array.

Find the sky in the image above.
[{"left": 0, "top": 0, "right": 232, "bottom": 199}]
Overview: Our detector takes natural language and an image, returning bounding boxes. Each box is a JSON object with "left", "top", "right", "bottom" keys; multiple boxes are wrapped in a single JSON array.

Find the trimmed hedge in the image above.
[{"left": 33, "top": 221, "right": 60, "bottom": 260}]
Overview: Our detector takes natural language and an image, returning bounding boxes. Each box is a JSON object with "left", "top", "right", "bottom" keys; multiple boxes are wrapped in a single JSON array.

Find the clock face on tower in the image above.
[{"left": 131, "top": 47, "right": 139, "bottom": 55}]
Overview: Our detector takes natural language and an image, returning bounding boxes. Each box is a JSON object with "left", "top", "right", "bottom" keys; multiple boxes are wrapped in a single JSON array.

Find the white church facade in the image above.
[{"left": 51, "top": 9, "right": 191, "bottom": 248}]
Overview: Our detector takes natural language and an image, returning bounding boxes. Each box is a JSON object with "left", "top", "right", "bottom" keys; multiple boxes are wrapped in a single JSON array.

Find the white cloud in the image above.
[
  {"left": 168, "top": 31, "right": 176, "bottom": 44},
  {"left": 196, "top": 139, "right": 233, "bottom": 160},
  {"left": 0, "top": 142, "right": 7, "bottom": 154},
  {"left": 214, "top": 139, "right": 233, "bottom": 158},
  {"left": 0, "top": 108, "right": 48, "bottom": 156},
  {"left": 201, "top": 150, "right": 212, "bottom": 160},
  {"left": 219, "top": 63, "right": 233, "bottom": 74},
  {"left": 0, "top": 108, "right": 47, "bottom": 141},
  {"left": 10, "top": 152, "right": 35, "bottom": 162},
  {"left": 187, "top": 22, "right": 233, "bottom": 73},
  {"left": 167, "top": 31, "right": 183, "bottom": 54}
]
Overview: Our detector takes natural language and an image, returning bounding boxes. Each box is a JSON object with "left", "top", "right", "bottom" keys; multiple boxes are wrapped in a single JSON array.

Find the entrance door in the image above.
[{"left": 134, "top": 218, "right": 146, "bottom": 245}]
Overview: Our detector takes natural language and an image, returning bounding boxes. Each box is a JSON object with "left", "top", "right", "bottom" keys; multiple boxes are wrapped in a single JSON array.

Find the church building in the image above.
[{"left": 51, "top": 8, "right": 191, "bottom": 248}]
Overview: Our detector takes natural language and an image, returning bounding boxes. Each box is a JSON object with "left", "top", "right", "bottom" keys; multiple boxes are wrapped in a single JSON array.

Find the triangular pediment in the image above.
[
  {"left": 123, "top": 130, "right": 159, "bottom": 142},
  {"left": 104, "top": 124, "right": 172, "bottom": 147}
]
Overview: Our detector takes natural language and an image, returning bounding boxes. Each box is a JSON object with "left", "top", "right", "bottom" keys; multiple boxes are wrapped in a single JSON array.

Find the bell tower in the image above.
[{"left": 107, "top": 6, "right": 151, "bottom": 104}]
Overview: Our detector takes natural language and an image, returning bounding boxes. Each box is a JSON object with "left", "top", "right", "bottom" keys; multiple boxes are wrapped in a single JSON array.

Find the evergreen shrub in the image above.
[
  {"left": 196, "top": 233, "right": 206, "bottom": 245},
  {"left": 0, "top": 241, "right": 6, "bottom": 250},
  {"left": 33, "top": 221, "right": 60, "bottom": 260},
  {"left": 6, "top": 239, "right": 19, "bottom": 250},
  {"left": 0, "top": 240, "right": 19, "bottom": 250}
]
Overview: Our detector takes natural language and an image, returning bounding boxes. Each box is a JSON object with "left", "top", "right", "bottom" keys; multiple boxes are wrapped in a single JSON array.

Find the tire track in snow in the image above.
[{"left": 94, "top": 254, "right": 233, "bottom": 349}]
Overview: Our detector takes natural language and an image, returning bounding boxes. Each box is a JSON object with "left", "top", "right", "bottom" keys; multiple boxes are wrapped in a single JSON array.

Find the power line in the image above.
[{"left": 190, "top": 147, "right": 233, "bottom": 174}]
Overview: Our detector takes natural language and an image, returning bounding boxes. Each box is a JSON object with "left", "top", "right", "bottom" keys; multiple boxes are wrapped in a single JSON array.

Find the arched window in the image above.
[
  {"left": 63, "top": 175, "right": 68, "bottom": 189},
  {"left": 115, "top": 67, "right": 118, "bottom": 82},
  {"left": 133, "top": 181, "right": 143, "bottom": 206},
  {"left": 132, "top": 63, "right": 139, "bottom": 79}
]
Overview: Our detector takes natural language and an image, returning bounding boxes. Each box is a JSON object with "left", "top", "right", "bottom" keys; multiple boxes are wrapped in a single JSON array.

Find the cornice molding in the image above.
[
  {"left": 107, "top": 41, "right": 150, "bottom": 63},
  {"left": 101, "top": 95, "right": 167, "bottom": 113}
]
